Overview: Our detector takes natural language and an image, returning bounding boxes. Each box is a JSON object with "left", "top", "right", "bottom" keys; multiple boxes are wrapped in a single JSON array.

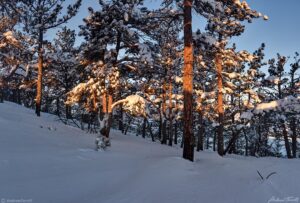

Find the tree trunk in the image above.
[
  {"left": 206, "top": 133, "right": 209, "bottom": 150},
  {"left": 158, "top": 103, "right": 162, "bottom": 140},
  {"left": 161, "top": 120, "right": 167, "bottom": 144},
  {"left": 146, "top": 120, "right": 155, "bottom": 142},
  {"left": 142, "top": 117, "right": 147, "bottom": 138},
  {"left": 17, "top": 89, "right": 21, "bottom": 104},
  {"left": 0, "top": 87, "right": 4, "bottom": 103},
  {"left": 119, "top": 104, "right": 124, "bottom": 132},
  {"left": 291, "top": 118, "right": 297, "bottom": 158},
  {"left": 213, "top": 131, "right": 217, "bottom": 151},
  {"left": 174, "top": 93, "right": 179, "bottom": 145},
  {"left": 225, "top": 131, "right": 240, "bottom": 155},
  {"left": 168, "top": 120, "right": 173, "bottom": 146},
  {"left": 55, "top": 97, "right": 59, "bottom": 116},
  {"left": 106, "top": 93, "right": 113, "bottom": 138},
  {"left": 168, "top": 121, "right": 173, "bottom": 146},
  {"left": 174, "top": 121, "right": 178, "bottom": 145},
  {"left": 100, "top": 92, "right": 112, "bottom": 139},
  {"left": 283, "top": 123, "right": 292, "bottom": 159},
  {"left": 196, "top": 111, "right": 204, "bottom": 151},
  {"left": 244, "top": 130, "right": 248, "bottom": 156},
  {"left": 216, "top": 54, "right": 224, "bottom": 156},
  {"left": 182, "top": 0, "right": 194, "bottom": 162},
  {"left": 161, "top": 69, "right": 167, "bottom": 144},
  {"left": 168, "top": 73, "right": 173, "bottom": 146},
  {"left": 0, "top": 77, "right": 4, "bottom": 103},
  {"left": 124, "top": 115, "right": 132, "bottom": 135},
  {"left": 36, "top": 29, "right": 43, "bottom": 117},
  {"left": 65, "top": 104, "right": 72, "bottom": 119}
]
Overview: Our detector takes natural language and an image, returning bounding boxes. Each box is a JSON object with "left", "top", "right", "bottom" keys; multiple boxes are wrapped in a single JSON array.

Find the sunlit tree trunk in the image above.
[
  {"left": 161, "top": 74, "right": 167, "bottom": 144},
  {"left": 35, "top": 29, "right": 43, "bottom": 117},
  {"left": 182, "top": 0, "right": 194, "bottom": 162},
  {"left": 216, "top": 53, "right": 224, "bottom": 156},
  {"left": 106, "top": 92, "right": 113, "bottom": 137},
  {"left": 174, "top": 95, "right": 179, "bottom": 145},
  {"left": 168, "top": 76, "right": 173, "bottom": 146},
  {"left": 99, "top": 91, "right": 113, "bottom": 138}
]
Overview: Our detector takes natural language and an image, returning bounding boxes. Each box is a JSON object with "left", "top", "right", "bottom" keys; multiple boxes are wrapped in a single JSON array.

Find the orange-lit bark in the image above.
[
  {"left": 174, "top": 94, "right": 179, "bottom": 145},
  {"left": 35, "top": 29, "right": 43, "bottom": 117},
  {"left": 168, "top": 74, "right": 173, "bottom": 146},
  {"left": 106, "top": 92, "right": 113, "bottom": 138},
  {"left": 216, "top": 54, "right": 224, "bottom": 156},
  {"left": 108, "top": 93, "right": 112, "bottom": 114},
  {"left": 161, "top": 70, "right": 167, "bottom": 144},
  {"left": 182, "top": 0, "right": 194, "bottom": 162},
  {"left": 102, "top": 92, "right": 107, "bottom": 114},
  {"left": 100, "top": 91, "right": 113, "bottom": 138}
]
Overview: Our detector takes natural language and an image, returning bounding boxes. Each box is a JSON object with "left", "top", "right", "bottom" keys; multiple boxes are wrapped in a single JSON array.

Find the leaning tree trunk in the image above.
[
  {"left": 182, "top": 0, "right": 194, "bottom": 162},
  {"left": 36, "top": 29, "right": 43, "bottom": 117},
  {"left": 283, "top": 122, "right": 292, "bottom": 159},
  {"left": 216, "top": 53, "right": 224, "bottom": 156}
]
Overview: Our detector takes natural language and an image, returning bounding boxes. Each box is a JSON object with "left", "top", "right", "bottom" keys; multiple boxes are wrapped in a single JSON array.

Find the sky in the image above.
[{"left": 48, "top": 0, "right": 300, "bottom": 62}]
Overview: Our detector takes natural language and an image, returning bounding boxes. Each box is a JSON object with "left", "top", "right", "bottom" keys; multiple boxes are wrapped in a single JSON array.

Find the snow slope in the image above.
[{"left": 0, "top": 102, "right": 300, "bottom": 203}]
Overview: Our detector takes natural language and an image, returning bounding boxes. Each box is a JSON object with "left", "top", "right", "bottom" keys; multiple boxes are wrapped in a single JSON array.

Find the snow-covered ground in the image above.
[{"left": 0, "top": 102, "right": 300, "bottom": 203}]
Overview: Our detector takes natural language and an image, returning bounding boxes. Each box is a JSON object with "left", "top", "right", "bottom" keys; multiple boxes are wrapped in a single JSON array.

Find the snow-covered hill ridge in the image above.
[{"left": 0, "top": 102, "right": 300, "bottom": 203}]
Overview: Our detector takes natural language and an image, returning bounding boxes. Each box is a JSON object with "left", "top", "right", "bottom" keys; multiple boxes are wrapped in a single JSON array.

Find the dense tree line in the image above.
[{"left": 1, "top": 0, "right": 299, "bottom": 161}]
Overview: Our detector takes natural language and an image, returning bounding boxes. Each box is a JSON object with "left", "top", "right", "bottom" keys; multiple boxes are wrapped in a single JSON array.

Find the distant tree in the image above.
[{"left": 45, "top": 27, "right": 79, "bottom": 119}]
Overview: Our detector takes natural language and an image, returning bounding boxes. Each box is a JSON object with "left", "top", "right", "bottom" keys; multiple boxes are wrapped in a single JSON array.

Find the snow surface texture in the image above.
[{"left": 0, "top": 102, "right": 300, "bottom": 203}]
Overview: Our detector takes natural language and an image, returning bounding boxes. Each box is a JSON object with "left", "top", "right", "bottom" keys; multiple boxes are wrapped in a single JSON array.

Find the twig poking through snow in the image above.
[
  {"left": 257, "top": 170, "right": 277, "bottom": 181},
  {"left": 257, "top": 170, "right": 264, "bottom": 180},
  {"left": 266, "top": 172, "right": 277, "bottom": 180}
]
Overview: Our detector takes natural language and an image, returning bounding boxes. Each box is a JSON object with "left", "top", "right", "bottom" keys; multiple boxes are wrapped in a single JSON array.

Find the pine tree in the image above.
[
  {"left": 202, "top": 0, "right": 264, "bottom": 156},
  {"left": 68, "top": 0, "right": 153, "bottom": 147},
  {"left": 45, "top": 27, "right": 79, "bottom": 119},
  {"left": 20, "top": 0, "right": 81, "bottom": 116},
  {"left": 0, "top": 1, "right": 26, "bottom": 103}
]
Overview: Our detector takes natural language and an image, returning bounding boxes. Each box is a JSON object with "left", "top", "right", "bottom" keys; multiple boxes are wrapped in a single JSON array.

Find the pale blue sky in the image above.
[{"left": 47, "top": 0, "right": 300, "bottom": 61}]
